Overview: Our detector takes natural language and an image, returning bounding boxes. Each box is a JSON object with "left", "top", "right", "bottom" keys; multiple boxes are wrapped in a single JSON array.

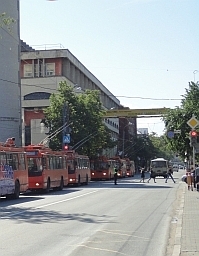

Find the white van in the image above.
[
  {"left": 150, "top": 158, "right": 168, "bottom": 178},
  {"left": 172, "top": 164, "right": 179, "bottom": 172}
]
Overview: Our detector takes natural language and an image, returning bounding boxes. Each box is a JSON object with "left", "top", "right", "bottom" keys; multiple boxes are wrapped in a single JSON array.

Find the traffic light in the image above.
[
  {"left": 189, "top": 130, "right": 198, "bottom": 146},
  {"left": 63, "top": 143, "right": 69, "bottom": 150}
]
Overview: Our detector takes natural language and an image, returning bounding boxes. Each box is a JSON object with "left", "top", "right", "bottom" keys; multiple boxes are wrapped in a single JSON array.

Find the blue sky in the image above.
[{"left": 20, "top": 0, "right": 199, "bottom": 135}]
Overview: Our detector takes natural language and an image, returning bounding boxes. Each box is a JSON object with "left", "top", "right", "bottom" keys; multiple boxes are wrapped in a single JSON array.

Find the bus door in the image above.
[
  {"left": 68, "top": 159, "right": 76, "bottom": 184},
  {"left": 27, "top": 155, "right": 43, "bottom": 190}
]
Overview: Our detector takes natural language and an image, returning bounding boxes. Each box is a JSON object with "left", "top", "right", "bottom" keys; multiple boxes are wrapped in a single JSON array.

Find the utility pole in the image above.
[{"left": 122, "top": 130, "right": 125, "bottom": 158}]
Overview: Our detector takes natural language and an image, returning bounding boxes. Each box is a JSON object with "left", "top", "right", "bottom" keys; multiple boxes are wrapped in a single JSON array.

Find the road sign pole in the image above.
[
  {"left": 62, "top": 102, "right": 68, "bottom": 149},
  {"left": 193, "top": 146, "right": 195, "bottom": 169}
]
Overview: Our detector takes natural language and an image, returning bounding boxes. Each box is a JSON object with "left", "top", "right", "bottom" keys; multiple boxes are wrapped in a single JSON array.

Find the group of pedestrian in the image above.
[
  {"left": 113, "top": 166, "right": 177, "bottom": 185},
  {"left": 139, "top": 166, "right": 175, "bottom": 183}
]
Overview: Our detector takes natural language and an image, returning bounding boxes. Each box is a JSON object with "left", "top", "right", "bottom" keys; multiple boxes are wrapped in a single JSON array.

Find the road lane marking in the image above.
[
  {"left": 36, "top": 190, "right": 98, "bottom": 209},
  {"left": 67, "top": 244, "right": 128, "bottom": 255}
]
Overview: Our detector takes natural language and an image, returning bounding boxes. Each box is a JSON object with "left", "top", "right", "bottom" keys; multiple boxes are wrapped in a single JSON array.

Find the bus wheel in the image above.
[
  {"left": 59, "top": 177, "right": 64, "bottom": 190},
  {"left": 85, "top": 175, "right": 88, "bottom": 185},
  {"left": 6, "top": 181, "right": 20, "bottom": 199},
  {"left": 46, "top": 179, "right": 51, "bottom": 193}
]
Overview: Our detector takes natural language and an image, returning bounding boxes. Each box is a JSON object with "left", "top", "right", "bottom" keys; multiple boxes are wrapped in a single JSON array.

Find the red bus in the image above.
[
  {"left": 109, "top": 156, "right": 126, "bottom": 178},
  {"left": 66, "top": 150, "right": 91, "bottom": 186},
  {"left": 0, "top": 144, "right": 28, "bottom": 199},
  {"left": 125, "top": 158, "right": 135, "bottom": 177},
  {"left": 24, "top": 145, "right": 68, "bottom": 192},
  {"left": 90, "top": 156, "right": 116, "bottom": 180}
]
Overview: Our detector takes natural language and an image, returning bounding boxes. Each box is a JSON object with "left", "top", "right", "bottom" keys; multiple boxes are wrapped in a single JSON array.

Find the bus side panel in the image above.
[{"left": 14, "top": 170, "right": 29, "bottom": 193}]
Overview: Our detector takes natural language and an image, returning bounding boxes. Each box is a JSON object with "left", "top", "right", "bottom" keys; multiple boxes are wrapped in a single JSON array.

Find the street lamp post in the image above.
[{"left": 122, "top": 122, "right": 132, "bottom": 158}]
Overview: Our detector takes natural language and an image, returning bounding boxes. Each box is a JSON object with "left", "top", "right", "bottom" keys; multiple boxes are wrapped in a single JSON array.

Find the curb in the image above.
[{"left": 172, "top": 184, "right": 185, "bottom": 256}]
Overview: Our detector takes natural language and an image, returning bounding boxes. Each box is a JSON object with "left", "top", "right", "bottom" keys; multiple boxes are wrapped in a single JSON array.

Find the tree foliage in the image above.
[
  {"left": 44, "top": 81, "right": 116, "bottom": 158},
  {"left": 124, "top": 133, "right": 173, "bottom": 169},
  {"left": 163, "top": 81, "right": 199, "bottom": 160}
]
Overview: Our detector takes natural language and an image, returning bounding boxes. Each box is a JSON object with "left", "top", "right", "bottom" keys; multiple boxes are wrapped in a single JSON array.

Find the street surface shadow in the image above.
[
  {"left": 87, "top": 175, "right": 178, "bottom": 189},
  {"left": 0, "top": 207, "right": 115, "bottom": 224}
]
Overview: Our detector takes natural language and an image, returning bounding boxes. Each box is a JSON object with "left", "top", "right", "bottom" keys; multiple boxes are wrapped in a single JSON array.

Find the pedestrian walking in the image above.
[
  {"left": 147, "top": 169, "right": 156, "bottom": 183},
  {"left": 186, "top": 169, "right": 193, "bottom": 191},
  {"left": 140, "top": 167, "right": 145, "bottom": 182},
  {"left": 114, "top": 166, "right": 118, "bottom": 185},
  {"left": 165, "top": 168, "right": 175, "bottom": 183}
]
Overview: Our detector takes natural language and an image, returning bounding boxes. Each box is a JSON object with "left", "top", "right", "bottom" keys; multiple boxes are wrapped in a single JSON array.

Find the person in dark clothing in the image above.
[
  {"left": 165, "top": 168, "right": 175, "bottom": 183},
  {"left": 140, "top": 168, "right": 145, "bottom": 182},
  {"left": 114, "top": 166, "right": 118, "bottom": 185},
  {"left": 147, "top": 169, "right": 156, "bottom": 183}
]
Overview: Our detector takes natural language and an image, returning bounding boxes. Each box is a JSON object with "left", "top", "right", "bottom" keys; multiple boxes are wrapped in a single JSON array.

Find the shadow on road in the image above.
[
  {"left": 0, "top": 205, "right": 115, "bottom": 224},
  {"left": 86, "top": 175, "right": 178, "bottom": 189}
]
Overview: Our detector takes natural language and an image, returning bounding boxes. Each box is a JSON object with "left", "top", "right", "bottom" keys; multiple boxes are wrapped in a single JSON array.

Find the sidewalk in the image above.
[{"left": 173, "top": 182, "right": 199, "bottom": 256}]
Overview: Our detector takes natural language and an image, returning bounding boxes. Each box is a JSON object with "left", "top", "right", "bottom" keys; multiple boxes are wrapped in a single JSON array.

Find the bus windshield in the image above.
[
  {"left": 92, "top": 161, "right": 109, "bottom": 170},
  {"left": 151, "top": 161, "right": 167, "bottom": 168},
  {"left": 27, "top": 158, "right": 41, "bottom": 173}
]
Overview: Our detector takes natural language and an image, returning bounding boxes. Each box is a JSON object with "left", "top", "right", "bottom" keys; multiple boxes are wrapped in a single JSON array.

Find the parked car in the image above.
[{"left": 181, "top": 174, "right": 187, "bottom": 183}]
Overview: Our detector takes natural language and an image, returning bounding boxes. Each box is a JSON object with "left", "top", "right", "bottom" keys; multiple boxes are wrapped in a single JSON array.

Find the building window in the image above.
[
  {"left": 34, "top": 59, "right": 45, "bottom": 77},
  {"left": 24, "top": 92, "right": 51, "bottom": 100},
  {"left": 24, "top": 64, "right": 33, "bottom": 77},
  {"left": 46, "top": 63, "right": 55, "bottom": 76}
]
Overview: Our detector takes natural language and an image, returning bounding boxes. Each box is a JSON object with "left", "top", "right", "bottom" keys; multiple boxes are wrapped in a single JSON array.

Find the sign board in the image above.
[
  {"left": 174, "top": 130, "right": 181, "bottom": 134},
  {"left": 63, "top": 134, "right": 70, "bottom": 144},
  {"left": 194, "top": 144, "right": 199, "bottom": 154},
  {"left": 187, "top": 116, "right": 199, "bottom": 129},
  {"left": 167, "top": 131, "right": 174, "bottom": 138},
  {"left": 104, "top": 108, "right": 170, "bottom": 118}
]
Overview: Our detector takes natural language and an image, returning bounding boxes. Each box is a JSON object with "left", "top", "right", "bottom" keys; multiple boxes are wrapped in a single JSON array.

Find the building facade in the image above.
[
  {"left": 0, "top": 1, "right": 21, "bottom": 145},
  {"left": 20, "top": 46, "right": 120, "bottom": 155}
]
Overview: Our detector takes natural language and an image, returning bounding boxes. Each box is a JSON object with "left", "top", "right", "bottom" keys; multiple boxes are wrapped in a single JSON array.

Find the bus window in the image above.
[
  {"left": 19, "top": 153, "right": 26, "bottom": 170},
  {"left": 6, "top": 153, "right": 18, "bottom": 170},
  {"left": 42, "top": 157, "right": 47, "bottom": 170},
  {"left": 28, "top": 158, "right": 40, "bottom": 173}
]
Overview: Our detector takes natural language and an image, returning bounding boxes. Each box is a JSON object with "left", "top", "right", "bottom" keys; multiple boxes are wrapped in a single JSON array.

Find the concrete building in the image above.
[
  {"left": 20, "top": 45, "right": 120, "bottom": 156},
  {"left": 0, "top": 1, "right": 21, "bottom": 145}
]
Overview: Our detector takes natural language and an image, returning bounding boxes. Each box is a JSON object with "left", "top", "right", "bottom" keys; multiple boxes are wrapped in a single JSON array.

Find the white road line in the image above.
[{"left": 36, "top": 190, "right": 98, "bottom": 209}]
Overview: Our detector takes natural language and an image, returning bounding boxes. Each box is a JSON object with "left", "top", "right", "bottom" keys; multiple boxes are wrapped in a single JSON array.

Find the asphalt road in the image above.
[{"left": 0, "top": 171, "right": 184, "bottom": 256}]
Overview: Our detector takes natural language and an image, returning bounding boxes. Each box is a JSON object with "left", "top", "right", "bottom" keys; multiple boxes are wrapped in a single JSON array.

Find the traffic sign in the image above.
[
  {"left": 63, "top": 134, "right": 70, "bottom": 143},
  {"left": 174, "top": 130, "right": 181, "bottom": 134},
  {"left": 167, "top": 131, "right": 174, "bottom": 138},
  {"left": 187, "top": 116, "right": 199, "bottom": 129}
]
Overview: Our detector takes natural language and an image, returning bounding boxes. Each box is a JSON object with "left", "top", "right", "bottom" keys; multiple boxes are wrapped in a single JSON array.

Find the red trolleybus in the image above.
[
  {"left": 0, "top": 144, "right": 28, "bottom": 199},
  {"left": 24, "top": 145, "right": 68, "bottom": 192},
  {"left": 125, "top": 158, "right": 135, "bottom": 177},
  {"left": 109, "top": 156, "right": 127, "bottom": 178},
  {"left": 66, "top": 150, "right": 91, "bottom": 186},
  {"left": 90, "top": 156, "right": 116, "bottom": 180}
]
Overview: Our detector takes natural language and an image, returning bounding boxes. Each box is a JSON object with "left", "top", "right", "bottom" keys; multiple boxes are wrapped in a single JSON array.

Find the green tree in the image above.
[
  {"left": 44, "top": 81, "right": 116, "bottom": 158},
  {"left": 125, "top": 133, "right": 173, "bottom": 169},
  {"left": 163, "top": 81, "right": 199, "bottom": 160}
]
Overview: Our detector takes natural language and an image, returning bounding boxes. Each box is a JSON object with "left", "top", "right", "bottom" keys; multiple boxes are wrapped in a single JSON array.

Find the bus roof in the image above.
[{"left": 151, "top": 158, "right": 167, "bottom": 162}]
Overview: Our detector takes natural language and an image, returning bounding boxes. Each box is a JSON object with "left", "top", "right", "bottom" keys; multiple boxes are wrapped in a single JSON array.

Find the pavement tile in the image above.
[{"left": 180, "top": 186, "right": 199, "bottom": 255}]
